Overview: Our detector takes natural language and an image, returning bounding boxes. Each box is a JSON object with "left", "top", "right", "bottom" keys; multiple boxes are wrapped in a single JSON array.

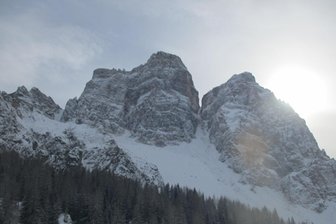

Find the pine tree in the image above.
[{"left": 0, "top": 150, "right": 297, "bottom": 224}]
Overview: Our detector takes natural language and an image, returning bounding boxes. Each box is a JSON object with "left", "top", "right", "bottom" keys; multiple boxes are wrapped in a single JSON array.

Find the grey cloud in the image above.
[{"left": 0, "top": 8, "right": 102, "bottom": 102}]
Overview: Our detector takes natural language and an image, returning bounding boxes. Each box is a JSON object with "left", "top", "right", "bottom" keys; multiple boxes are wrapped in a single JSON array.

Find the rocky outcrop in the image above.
[
  {"left": 61, "top": 68, "right": 129, "bottom": 134},
  {"left": 2, "top": 86, "right": 62, "bottom": 119},
  {"left": 62, "top": 51, "right": 199, "bottom": 145},
  {"left": 200, "top": 72, "right": 335, "bottom": 211},
  {"left": 281, "top": 158, "right": 336, "bottom": 212}
]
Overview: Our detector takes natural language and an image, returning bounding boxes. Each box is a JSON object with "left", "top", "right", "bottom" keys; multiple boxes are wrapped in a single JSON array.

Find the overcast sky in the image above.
[{"left": 0, "top": 0, "right": 335, "bottom": 158}]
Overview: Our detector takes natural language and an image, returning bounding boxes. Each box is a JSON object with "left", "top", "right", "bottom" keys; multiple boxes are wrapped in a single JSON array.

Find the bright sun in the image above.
[{"left": 266, "top": 65, "right": 330, "bottom": 119}]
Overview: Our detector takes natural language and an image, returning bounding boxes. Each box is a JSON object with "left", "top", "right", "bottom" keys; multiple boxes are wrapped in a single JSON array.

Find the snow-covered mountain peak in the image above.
[
  {"left": 227, "top": 72, "right": 256, "bottom": 84},
  {"left": 62, "top": 51, "right": 199, "bottom": 145},
  {"left": 15, "top": 86, "right": 30, "bottom": 96},
  {"left": 223, "top": 72, "right": 273, "bottom": 103},
  {"left": 201, "top": 73, "right": 335, "bottom": 212},
  {"left": 144, "top": 51, "right": 187, "bottom": 70},
  {"left": 1, "top": 86, "right": 62, "bottom": 119},
  {"left": 201, "top": 72, "right": 274, "bottom": 123}
]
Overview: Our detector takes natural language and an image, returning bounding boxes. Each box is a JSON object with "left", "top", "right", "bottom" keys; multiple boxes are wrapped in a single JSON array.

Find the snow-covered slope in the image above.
[
  {"left": 1, "top": 51, "right": 335, "bottom": 224},
  {"left": 114, "top": 129, "right": 336, "bottom": 224}
]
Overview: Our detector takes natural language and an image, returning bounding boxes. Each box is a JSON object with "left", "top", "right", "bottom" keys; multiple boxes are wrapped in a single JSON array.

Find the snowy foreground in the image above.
[{"left": 21, "top": 113, "right": 335, "bottom": 224}]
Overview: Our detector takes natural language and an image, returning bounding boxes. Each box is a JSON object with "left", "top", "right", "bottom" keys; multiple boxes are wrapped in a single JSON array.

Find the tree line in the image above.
[{"left": 0, "top": 150, "right": 306, "bottom": 224}]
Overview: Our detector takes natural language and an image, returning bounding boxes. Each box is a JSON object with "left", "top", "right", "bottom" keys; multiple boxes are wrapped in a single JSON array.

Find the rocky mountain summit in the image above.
[
  {"left": 62, "top": 51, "right": 199, "bottom": 146},
  {"left": 200, "top": 72, "right": 335, "bottom": 211},
  {"left": 1, "top": 51, "right": 335, "bottom": 222}
]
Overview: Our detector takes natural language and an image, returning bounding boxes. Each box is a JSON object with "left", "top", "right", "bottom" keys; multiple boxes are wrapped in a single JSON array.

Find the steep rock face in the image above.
[
  {"left": 62, "top": 52, "right": 199, "bottom": 145},
  {"left": 200, "top": 72, "right": 335, "bottom": 210},
  {"left": 124, "top": 52, "right": 199, "bottom": 145},
  {"left": 61, "top": 68, "right": 129, "bottom": 134}
]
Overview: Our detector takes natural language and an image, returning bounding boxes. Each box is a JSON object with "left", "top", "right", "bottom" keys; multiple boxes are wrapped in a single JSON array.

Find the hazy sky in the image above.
[{"left": 0, "top": 0, "right": 335, "bottom": 158}]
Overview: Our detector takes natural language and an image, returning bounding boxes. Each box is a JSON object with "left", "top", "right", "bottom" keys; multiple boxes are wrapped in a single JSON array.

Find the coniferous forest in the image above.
[{"left": 0, "top": 150, "right": 305, "bottom": 224}]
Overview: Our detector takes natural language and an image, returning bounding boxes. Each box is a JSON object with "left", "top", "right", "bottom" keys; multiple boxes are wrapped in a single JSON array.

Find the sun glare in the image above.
[{"left": 266, "top": 65, "right": 330, "bottom": 119}]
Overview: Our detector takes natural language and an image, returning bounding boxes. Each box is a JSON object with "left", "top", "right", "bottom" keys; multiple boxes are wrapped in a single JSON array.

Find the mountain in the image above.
[
  {"left": 62, "top": 51, "right": 199, "bottom": 146},
  {"left": 0, "top": 51, "right": 335, "bottom": 223},
  {"left": 200, "top": 72, "right": 336, "bottom": 212}
]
